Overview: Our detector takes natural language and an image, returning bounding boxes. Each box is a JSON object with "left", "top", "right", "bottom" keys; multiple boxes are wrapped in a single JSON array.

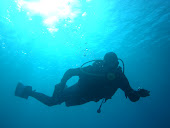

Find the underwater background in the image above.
[{"left": 0, "top": 0, "right": 169, "bottom": 128}]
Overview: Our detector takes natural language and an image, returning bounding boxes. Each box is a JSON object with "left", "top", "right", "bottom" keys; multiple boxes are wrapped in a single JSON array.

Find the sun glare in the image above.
[{"left": 16, "top": 0, "right": 82, "bottom": 32}]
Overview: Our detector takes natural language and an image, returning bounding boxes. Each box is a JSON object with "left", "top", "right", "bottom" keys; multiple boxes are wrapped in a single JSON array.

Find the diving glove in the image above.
[{"left": 138, "top": 89, "right": 150, "bottom": 97}]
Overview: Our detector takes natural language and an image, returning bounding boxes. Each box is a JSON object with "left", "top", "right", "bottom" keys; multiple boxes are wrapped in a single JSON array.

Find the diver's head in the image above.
[{"left": 103, "top": 52, "right": 119, "bottom": 70}]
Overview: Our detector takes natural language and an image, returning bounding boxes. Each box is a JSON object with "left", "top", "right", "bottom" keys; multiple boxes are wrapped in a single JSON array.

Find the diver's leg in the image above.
[
  {"left": 30, "top": 83, "right": 86, "bottom": 107},
  {"left": 60, "top": 84, "right": 89, "bottom": 107},
  {"left": 29, "top": 83, "right": 68, "bottom": 106},
  {"left": 15, "top": 82, "right": 63, "bottom": 106},
  {"left": 30, "top": 84, "right": 89, "bottom": 107},
  {"left": 30, "top": 83, "right": 89, "bottom": 107},
  {"left": 52, "top": 83, "right": 66, "bottom": 98},
  {"left": 30, "top": 91, "right": 61, "bottom": 106},
  {"left": 15, "top": 82, "right": 87, "bottom": 107}
]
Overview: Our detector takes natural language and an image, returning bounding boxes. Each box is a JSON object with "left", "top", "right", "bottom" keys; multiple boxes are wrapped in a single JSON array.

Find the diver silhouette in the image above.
[{"left": 15, "top": 52, "right": 150, "bottom": 113}]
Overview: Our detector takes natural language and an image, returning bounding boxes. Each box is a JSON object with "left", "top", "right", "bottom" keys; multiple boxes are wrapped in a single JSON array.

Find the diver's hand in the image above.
[{"left": 138, "top": 89, "right": 150, "bottom": 97}]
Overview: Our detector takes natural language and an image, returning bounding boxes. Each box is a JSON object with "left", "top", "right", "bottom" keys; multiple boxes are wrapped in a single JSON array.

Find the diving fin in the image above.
[{"left": 15, "top": 82, "right": 32, "bottom": 99}]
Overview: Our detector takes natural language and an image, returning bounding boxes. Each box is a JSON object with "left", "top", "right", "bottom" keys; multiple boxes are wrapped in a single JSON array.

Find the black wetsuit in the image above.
[{"left": 30, "top": 61, "right": 140, "bottom": 107}]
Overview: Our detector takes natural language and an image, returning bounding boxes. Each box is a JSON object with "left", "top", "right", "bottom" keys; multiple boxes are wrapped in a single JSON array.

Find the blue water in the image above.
[{"left": 0, "top": 0, "right": 170, "bottom": 128}]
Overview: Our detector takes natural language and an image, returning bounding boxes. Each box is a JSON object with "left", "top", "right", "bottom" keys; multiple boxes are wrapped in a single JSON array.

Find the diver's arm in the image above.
[
  {"left": 60, "top": 68, "right": 81, "bottom": 85},
  {"left": 119, "top": 74, "right": 141, "bottom": 102},
  {"left": 119, "top": 74, "right": 150, "bottom": 102}
]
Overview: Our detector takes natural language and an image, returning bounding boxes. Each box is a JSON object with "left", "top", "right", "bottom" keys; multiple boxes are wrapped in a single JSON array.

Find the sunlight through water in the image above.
[{"left": 15, "top": 0, "right": 82, "bottom": 32}]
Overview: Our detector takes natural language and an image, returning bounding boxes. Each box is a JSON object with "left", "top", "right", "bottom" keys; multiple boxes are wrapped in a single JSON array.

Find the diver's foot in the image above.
[{"left": 15, "top": 82, "right": 32, "bottom": 99}]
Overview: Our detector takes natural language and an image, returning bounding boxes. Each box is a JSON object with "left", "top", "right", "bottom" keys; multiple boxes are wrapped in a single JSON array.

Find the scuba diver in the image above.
[{"left": 15, "top": 52, "right": 150, "bottom": 113}]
